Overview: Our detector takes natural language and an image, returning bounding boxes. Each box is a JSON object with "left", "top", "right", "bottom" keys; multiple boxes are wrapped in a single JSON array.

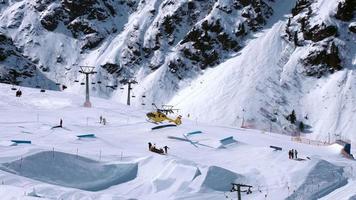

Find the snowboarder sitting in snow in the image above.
[{"left": 149, "top": 144, "right": 164, "bottom": 154}]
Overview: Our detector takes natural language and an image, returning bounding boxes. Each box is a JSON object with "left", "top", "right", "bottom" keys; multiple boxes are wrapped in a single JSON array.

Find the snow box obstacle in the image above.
[
  {"left": 219, "top": 136, "right": 236, "bottom": 146},
  {"left": 0, "top": 151, "right": 138, "bottom": 191}
]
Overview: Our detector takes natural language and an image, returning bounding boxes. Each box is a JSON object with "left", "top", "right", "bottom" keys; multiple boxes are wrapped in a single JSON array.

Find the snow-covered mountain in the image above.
[{"left": 0, "top": 0, "right": 355, "bottom": 142}]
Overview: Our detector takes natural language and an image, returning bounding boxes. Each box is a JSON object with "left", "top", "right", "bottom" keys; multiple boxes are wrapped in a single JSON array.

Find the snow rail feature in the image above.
[
  {"left": 11, "top": 140, "right": 31, "bottom": 144},
  {"left": 77, "top": 134, "right": 96, "bottom": 138},
  {"left": 151, "top": 124, "right": 177, "bottom": 130},
  {"left": 184, "top": 131, "right": 202, "bottom": 137}
]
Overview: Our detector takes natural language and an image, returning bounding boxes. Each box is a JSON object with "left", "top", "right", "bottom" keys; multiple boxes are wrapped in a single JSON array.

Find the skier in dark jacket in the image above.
[
  {"left": 163, "top": 146, "right": 169, "bottom": 154},
  {"left": 148, "top": 142, "right": 152, "bottom": 151}
]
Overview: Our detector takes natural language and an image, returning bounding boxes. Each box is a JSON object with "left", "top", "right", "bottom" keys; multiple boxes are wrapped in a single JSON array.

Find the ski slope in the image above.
[{"left": 0, "top": 84, "right": 355, "bottom": 200}]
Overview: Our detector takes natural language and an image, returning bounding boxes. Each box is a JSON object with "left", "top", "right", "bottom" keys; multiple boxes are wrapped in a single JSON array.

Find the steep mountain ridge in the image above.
[{"left": 0, "top": 0, "right": 355, "bottom": 142}]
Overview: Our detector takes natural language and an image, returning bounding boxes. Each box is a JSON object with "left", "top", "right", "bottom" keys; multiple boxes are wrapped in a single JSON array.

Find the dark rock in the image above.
[
  {"left": 81, "top": 33, "right": 104, "bottom": 50},
  {"left": 303, "top": 24, "right": 338, "bottom": 42},
  {"left": 291, "top": 0, "right": 312, "bottom": 16},
  {"left": 101, "top": 63, "right": 121, "bottom": 74},
  {"left": 349, "top": 23, "right": 356, "bottom": 33},
  {"left": 303, "top": 42, "right": 342, "bottom": 77},
  {"left": 40, "top": 7, "right": 63, "bottom": 31},
  {"left": 335, "top": 0, "right": 355, "bottom": 21}
]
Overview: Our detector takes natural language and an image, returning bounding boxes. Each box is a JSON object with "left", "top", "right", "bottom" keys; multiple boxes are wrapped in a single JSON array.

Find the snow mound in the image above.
[
  {"left": 286, "top": 160, "right": 347, "bottom": 200},
  {"left": 201, "top": 166, "right": 244, "bottom": 191},
  {"left": 0, "top": 151, "right": 138, "bottom": 191},
  {"left": 152, "top": 160, "right": 201, "bottom": 193},
  {"left": 349, "top": 195, "right": 356, "bottom": 200}
]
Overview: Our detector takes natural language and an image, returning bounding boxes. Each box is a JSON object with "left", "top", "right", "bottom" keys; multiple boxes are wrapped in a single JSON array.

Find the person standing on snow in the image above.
[
  {"left": 100, "top": 115, "right": 103, "bottom": 124},
  {"left": 295, "top": 150, "right": 298, "bottom": 159},
  {"left": 291, "top": 149, "right": 295, "bottom": 159},
  {"left": 148, "top": 142, "right": 152, "bottom": 151},
  {"left": 59, "top": 118, "right": 63, "bottom": 127},
  {"left": 163, "top": 146, "right": 169, "bottom": 154},
  {"left": 103, "top": 118, "right": 106, "bottom": 125}
]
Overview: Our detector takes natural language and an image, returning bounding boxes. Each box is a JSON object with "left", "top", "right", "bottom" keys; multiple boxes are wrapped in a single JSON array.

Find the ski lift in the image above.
[
  {"left": 91, "top": 82, "right": 96, "bottom": 85},
  {"left": 97, "top": 81, "right": 102, "bottom": 84},
  {"left": 80, "top": 82, "right": 85, "bottom": 85},
  {"left": 74, "top": 80, "right": 79, "bottom": 83}
]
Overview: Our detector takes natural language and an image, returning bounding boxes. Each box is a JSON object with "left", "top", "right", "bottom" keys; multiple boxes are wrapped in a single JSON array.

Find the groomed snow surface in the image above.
[{"left": 0, "top": 84, "right": 355, "bottom": 200}]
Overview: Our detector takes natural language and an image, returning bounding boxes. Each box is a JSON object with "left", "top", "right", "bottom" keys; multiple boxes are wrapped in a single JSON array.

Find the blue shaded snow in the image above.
[{"left": 0, "top": 151, "right": 138, "bottom": 191}]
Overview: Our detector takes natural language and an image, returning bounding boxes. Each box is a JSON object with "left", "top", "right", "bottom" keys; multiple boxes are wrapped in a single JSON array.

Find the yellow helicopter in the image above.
[{"left": 146, "top": 104, "right": 182, "bottom": 125}]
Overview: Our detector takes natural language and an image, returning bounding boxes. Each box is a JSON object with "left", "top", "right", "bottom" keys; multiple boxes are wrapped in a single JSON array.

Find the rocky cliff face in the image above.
[{"left": 0, "top": 0, "right": 276, "bottom": 90}]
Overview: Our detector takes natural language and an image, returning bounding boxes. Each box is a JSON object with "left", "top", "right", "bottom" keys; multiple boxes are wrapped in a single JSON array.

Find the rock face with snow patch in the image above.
[
  {"left": 0, "top": 151, "right": 138, "bottom": 191},
  {"left": 286, "top": 160, "right": 347, "bottom": 200}
]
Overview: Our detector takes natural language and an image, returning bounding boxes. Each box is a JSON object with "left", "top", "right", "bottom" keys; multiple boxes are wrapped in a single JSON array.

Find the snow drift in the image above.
[{"left": 0, "top": 151, "right": 138, "bottom": 191}]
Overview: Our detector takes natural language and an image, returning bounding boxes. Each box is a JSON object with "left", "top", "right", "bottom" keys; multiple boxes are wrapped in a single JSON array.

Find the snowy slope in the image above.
[
  {"left": 0, "top": 83, "right": 355, "bottom": 200},
  {"left": 169, "top": 0, "right": 356, "bottom": 144},
  {"left": 0, "top": 0, "right": 355, "bottom": 146}
]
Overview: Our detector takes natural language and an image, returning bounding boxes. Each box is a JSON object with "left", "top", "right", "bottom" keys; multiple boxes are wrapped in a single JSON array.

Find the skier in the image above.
[
  {"left": 163, "top": 145, "right": 169, "bottom": 154},
  {"left": 295, "top": 150, "right": 298, "bottom": 159},
  {"left": 148, "top": 142, "right": 152, "bottom": 151},
  {"left": 103, "top": 118, "right": 106, "bottom": 125},
  {"left": 291, "top": 149, "right": 294, "bottom": 159},
  {"left": 59, "top": 118, "right": 63, "bottom": 127},
  {"left": 288, "top": 150, "right": 292, "bottom": 159},
  {"left": 99, "top": 115, "right": 103, "bottom": 124}
]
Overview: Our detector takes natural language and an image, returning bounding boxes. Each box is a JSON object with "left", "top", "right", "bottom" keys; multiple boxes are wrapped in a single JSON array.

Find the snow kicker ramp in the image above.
[
  {"left": 201, "top": 166, "right": 244, "bottom": 191},
  {"left": 0, "top": 151, "right": 138, "bottom": 191},
  {"left": 286, "top": 160, "right": 347, "bottom": 200}
]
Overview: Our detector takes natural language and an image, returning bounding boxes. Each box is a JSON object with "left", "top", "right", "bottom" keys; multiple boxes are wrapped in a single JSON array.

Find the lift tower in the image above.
[{"left": 79, "top": 66, "right": 96, "bottom": 107}]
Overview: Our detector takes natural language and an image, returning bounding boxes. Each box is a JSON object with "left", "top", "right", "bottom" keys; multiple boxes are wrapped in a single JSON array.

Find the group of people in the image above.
[
  {"left": 15, "top": 90, "right": 22, "bottom": 97},
  {"left": 288, "top": 149, "right": 298, "bottom": 159},
  {"left": 99, "top": 115, "right": 107, "bottom": 125},
  {"left": 148, "top": 142, "right": 169, "bottom": 155}
]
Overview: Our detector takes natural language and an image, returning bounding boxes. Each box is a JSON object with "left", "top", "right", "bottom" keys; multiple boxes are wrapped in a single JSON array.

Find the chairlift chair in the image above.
[
  {"left": 74, "top": 80, "right": 79, "bottom": 82},
  {"left": 97, "top": 81, "right": 102, "bottom": 84},
  {"left": 80, "top": 82, "right": 85, "bottom": 85}
]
